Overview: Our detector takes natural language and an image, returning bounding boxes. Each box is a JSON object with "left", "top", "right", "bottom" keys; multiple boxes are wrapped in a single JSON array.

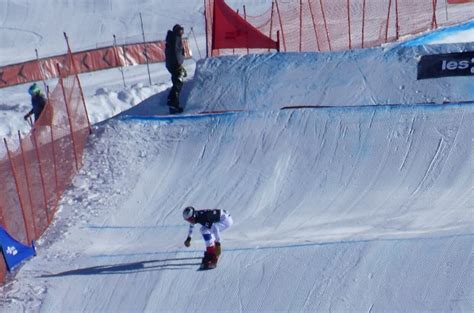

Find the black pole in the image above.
[
  {"left": 139, "top": 12, "right": 153, "bottom": 85},
  {"left": 113, "top": 35, "right": 127, "bottom": 88}
]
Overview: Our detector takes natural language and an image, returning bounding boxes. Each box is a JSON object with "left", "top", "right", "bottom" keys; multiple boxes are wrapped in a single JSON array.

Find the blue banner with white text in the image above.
[{"left": 0, "top": 226, "right": 36, "bottom": 272}]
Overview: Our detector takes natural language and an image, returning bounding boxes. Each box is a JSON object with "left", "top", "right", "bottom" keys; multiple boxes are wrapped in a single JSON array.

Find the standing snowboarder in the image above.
[
  {"left": 165, "top": 24, "right": 187, "bottom": 114},
  {"left": 182, "top": 207, "right": 233, "bottom": 269},
  {"left": 24, "top": 83, "right": 47, "bottom": 123}
]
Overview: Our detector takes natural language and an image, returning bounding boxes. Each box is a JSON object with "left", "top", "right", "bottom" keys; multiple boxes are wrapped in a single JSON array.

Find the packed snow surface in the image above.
[
  {"left": 2, "top": 101, "right": 472, "bottom": 312},
  {"left": 186, "top": 43, "right": 474, "bottom": 112},
  {"left": 0, "top": 0, "right": 473, "bottom": 312}
]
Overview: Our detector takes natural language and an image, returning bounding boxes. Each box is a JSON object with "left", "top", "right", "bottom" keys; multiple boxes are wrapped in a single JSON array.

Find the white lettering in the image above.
[
  {"left": 446, "top": 61, "right": 458, "bottom": 70},
  {"left": 458, "top": 60, "right": 469, "bottom": 70},
  {"left": 6, "top": 246, "right": 18, "bottom": 256}
]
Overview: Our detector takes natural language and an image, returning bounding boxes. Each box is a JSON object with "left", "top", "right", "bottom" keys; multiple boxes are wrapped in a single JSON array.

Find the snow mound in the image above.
[{"left": 185, "top": 43, "right": 474, "bottom": 113}]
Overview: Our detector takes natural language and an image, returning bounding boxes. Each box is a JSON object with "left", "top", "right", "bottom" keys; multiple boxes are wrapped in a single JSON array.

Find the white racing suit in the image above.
[{"left": 187, "top": 209, "right": 233, "bottom": 247}]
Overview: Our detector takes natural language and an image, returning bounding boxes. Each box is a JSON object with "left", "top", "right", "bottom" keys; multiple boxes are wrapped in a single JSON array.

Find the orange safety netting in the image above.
[
  {"left": 0, "top": 50, "right": 91, "bottom": 283},
  {"left": 206, "top": 0, "right": 474, "bottom": 55},
  {"left": 0, "top": 39, "right": 192, "bottom": 88}
]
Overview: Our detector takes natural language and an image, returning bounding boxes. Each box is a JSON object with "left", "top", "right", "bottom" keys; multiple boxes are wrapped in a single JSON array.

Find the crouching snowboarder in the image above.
[{"left": 182, "top": 206, "right": 233, "bottom": 269}]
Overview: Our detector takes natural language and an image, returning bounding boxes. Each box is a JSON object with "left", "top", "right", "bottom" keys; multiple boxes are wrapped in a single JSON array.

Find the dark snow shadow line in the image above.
[{"left": 38, "top": 257, "right": 202, "bottom": 278}]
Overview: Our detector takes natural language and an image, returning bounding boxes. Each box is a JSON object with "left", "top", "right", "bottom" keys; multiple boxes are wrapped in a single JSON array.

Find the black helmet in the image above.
[
  {"left": 173, "top": 24, "right": 184, "bottom": 33},
  {"left": 183, "top": 206, "right": 195, "bottom": 220}
]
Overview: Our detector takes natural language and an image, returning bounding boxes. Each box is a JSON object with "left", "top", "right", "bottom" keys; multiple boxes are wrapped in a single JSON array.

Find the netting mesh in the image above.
[
  {"left": 0, "top": 51, "right": 91, "bottom": 282},
  {"left": 206, "top": 0, "right": 474, "bottom": 55}
]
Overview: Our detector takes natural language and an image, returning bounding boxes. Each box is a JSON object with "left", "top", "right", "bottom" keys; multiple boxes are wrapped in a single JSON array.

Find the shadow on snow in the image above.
[
  {"left": 117, "top": 79, "right": 195, "bottom": 118},
  {"left": 39, "top": 257, "right": 202, "bottom": 277}
]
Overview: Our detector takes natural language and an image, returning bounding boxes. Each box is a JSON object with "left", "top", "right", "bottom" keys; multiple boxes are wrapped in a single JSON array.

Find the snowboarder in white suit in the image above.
[{"left": 183, "top": 207, "right": 233, "bottom": 267}]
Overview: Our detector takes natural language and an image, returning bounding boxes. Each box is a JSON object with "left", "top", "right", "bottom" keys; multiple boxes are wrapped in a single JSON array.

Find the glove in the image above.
[
  {"left": 178, "top": 66, "right": 187, "bottom": 79},
  {"left": 184, "top": 237, "right": 191, "bottom": 247}
]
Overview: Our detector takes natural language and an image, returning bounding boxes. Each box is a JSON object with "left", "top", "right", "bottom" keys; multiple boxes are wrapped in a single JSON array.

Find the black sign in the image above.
[{"left": 417, "top": 51, "right": 474, "bottom": 79}]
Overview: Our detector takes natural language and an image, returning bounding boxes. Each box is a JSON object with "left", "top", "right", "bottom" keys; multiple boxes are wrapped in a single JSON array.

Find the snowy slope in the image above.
[
  {"left": 0, "top": 1, "right": 473, "bottom": 312},
  {"left": 1, "top": 102, "right": 472, "bottom": 312},
  {"left": 0, "top": 0, "right": 209, "bottom": 65}
]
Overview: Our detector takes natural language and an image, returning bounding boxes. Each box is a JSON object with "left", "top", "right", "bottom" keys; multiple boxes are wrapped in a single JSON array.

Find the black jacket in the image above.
[
  {"left": 193, "top": 209, "right": 221, "bottom": 228},
  {"left": 29, "top": 93, "right": 46, "bottom": 121},
  {"left": 165, "top": 30, "right": 184, "bottom": 72}
]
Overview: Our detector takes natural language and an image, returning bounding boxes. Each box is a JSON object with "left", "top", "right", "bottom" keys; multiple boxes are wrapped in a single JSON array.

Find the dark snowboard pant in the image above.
[{"left": 167, "top": 66, "right": 186, "bottom": 108}]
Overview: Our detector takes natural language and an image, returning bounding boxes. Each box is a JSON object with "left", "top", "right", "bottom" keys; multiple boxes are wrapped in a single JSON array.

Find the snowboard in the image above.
[{"left": 198, "top": 262, "right": 217, "bottom": 271}]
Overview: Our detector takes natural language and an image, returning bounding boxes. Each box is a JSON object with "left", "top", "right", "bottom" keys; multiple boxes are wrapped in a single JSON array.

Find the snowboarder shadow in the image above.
[
  {"left": 118, "top": 79, "right": 195, "bottom": 117},
  {"left": 38, "top": 256, "right": 202, "bottom": 277}
]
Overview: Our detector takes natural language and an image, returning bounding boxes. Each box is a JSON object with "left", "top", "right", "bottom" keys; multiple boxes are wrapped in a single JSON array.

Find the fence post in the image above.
[
  {"left": 277, "top": 31, "right": 281, "bottom": 52},
  {"left": 444, "top": 0, "right": 449, "bottom": 20},
  {"left": 0, "top": 204, "right": 5, "bottom": 229},
  {"left": 233, "top": 9, "right": 239, "bottom": 55},
  {"left": 4, "top": 138, "right": 31, "bottom": 243},
  {"left": 243, "top": 5, "right": 250, "bottom": 55},
  {"left": 63, "top": 33, "right": 93, "bottom": 135},
  {"left": 320, "top": 0, "right": 332, "bottom": 51},
  {"left": 211, "top": 0, "right": 218, "bottom": 56},
  {"left": 57, "top": 64, "right": 80, "bottom": 172},
  {"left": 63, "top": 33, "right": 77, "bottom": 76},
  {"left": 299, "top": 0, "right": 303, "bottom": 52},
  {"left": 18, "top": 131, "right": 38, "bottom": 239},
  {"left": 395, "top": 0, "right": 399, "bottom": 39},
  {"left": 431, "top": 0, "right": 438, "bottom": 29},
  {"left": 385, "top": 0, "right": 392, "bottom": 43},
  {"left": 308, "top": 0, "right": 321, "bottom": 52},
  {"left": 347, "top": 0, "right": 352, "bottom": 49},
  {"left": 75, "top": 73, "right": 92, "bottom": 135},
  {"left": 139, "top": 12, "right": 153, "bottom": 86},
  {"left": 362, "top": 0, "right": 366, "bottom": 48},
  {"left": 49, "top": 126, "right": 60, "bottom": 219},
  {"left": 205, "top": 0, "right": 209, "bottom": 58},
  {"left": 190, "top": 27, "right": 202, "bottom": 59},
  {"left": 269, "top": 2, "right": 275, "bottom": 52},
  {"left": 275, "top": 0, "right": 287, "bottom": 52},
  {"left": 31, "top": 129, "right": 50, "bottom": 224},
  {"left": 113, "top": 35, "right": 127, "bottom": 88}
]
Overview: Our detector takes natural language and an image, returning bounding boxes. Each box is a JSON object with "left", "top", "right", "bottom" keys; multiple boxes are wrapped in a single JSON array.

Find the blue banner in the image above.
[{"left": 0, "top": 226, "right": 36, "bottom": 272}]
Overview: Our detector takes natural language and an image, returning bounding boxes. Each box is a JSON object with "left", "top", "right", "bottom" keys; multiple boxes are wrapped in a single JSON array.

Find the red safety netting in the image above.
[
  {"left": 0, "top": 45, "right": 91, "bottom": 283},
  {"left": 448, "top": 0, "right": 474, "bottom": 3},
  {"left": 206, "top": 0, "right": 474, "bottom": 55}
]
